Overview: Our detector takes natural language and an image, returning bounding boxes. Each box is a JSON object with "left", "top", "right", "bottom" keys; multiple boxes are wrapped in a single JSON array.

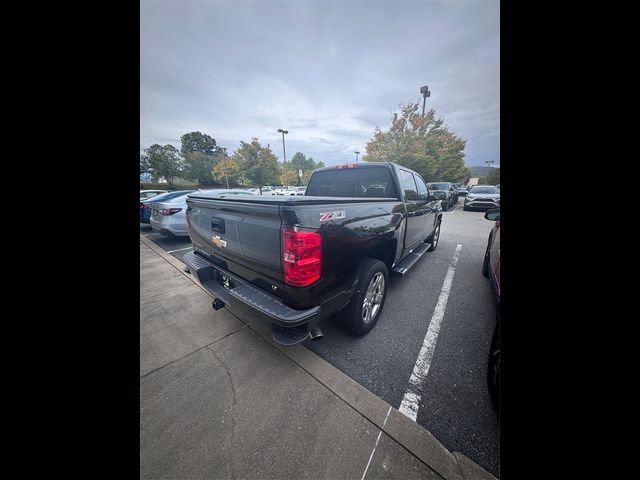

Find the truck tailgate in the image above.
[{"left": 186, "top": 196, "right": 284, "bottom": 294}]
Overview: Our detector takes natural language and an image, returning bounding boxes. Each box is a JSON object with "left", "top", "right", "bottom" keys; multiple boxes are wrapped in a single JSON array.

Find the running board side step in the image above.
[{"left": 392, "top": 242, "right": 431, "bottom": 276}]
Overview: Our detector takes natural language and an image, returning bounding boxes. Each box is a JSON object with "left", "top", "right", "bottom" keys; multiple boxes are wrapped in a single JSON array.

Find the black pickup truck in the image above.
[{"left": 183, "top": 162, "right": 443, "bottom": 345}]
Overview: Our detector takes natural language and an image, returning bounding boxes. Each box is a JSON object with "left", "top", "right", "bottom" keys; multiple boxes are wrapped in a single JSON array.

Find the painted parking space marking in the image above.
[
  {"left": 398, "top": 243, "right": 463, "bottom": 422},
  {"left": 166, "top": 246, "right": 194, "bottom": 254}
]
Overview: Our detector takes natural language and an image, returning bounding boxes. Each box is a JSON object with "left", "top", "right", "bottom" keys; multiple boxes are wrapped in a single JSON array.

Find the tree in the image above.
[
  {"left": 462, "top": 167, "right": 473, "bottom": 184},
  {"left": 479, "top": 167, "right": 500, "bottom": 185},
  {"left": 180, "top": 131, "right": 217, "bottom": 157},
  {"left": 300, "top": 170, "right": 314, "bottom": 185},
  {"left": 212, "top": 155, "right": 241, "bottom": 188},
  {"left": 145, "top": 144, "right": 183, "bottom": 185},
  {"left": 182, "top": 151, "right": 217, "bottom": 185},
  {"left": 364, "top": 102, "right": 467, "bottom": 183},
  {"left": 280, "top": 169, "right": 297, "bottom": 186},
  {"left": 233, "top": 138, "right": 280, "bottom": 193},
  {"left": 289, "top": 152, "right": 317, "bottom": 171},
  {"left": 140, "top": 153, "right": 150, "bottom": 175},
  {"left": 286, "top": 152, "right": 325, "bottom": 184}
]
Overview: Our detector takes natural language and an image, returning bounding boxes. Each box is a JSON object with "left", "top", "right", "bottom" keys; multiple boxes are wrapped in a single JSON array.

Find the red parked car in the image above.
[{"left": 483, "top": 208, "right": 500, "bottom": 410}]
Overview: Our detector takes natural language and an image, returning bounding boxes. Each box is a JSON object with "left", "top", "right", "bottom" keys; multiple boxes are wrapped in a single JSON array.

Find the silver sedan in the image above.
[{"left": 149, "top": 189, "right": 257, "bottom": 236}]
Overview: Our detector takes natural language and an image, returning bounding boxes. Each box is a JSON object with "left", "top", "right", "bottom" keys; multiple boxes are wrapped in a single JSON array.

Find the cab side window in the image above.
[
  {"left": 400, "top": 170, "right": 418, "bottom": 201},
  {"left": 414, "top": 175, "right": 429, "bottom": 199}
]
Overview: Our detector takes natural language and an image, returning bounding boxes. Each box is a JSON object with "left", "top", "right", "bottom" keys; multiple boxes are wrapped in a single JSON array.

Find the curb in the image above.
[{"left": 140, "top": 234, "right": 497, "bottom": 479}]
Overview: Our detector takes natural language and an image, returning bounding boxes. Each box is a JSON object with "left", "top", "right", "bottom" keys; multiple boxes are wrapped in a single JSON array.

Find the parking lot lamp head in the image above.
[{"left": 420, "top": 84, "right": 431, "bottom": 116}]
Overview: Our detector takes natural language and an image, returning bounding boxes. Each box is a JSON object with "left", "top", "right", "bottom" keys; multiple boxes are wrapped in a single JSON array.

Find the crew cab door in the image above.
[
  {"left": 414, "top": 174, "right": 437, "bottom": 237},
  {"left": 399, "top": 169, "right": 428, "bottom": 251}
]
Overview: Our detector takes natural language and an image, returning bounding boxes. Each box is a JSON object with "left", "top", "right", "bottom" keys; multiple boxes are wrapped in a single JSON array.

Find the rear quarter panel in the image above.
[{"left": 278, "top": 200, "right": 405, "bottom": 311}]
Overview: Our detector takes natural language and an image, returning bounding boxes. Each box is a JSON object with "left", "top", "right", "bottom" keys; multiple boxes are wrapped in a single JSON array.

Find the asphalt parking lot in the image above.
[{"left": 140, "top": 197, "right": 500, "bottom": 477}]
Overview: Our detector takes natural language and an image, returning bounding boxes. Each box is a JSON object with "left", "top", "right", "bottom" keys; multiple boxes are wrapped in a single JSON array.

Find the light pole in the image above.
[
  {"left": 220, "top": 147, "right": 229, "bottom": 189},
  {"left": 277, "top": 129, "right": 289, "bottom": 187},
  {"left": 484, "top": 160, "right": 494, "bottom": 183},
  {"left": 420, "top": 84, "right": 431, "bottom": 117},
  {"left": 355, "top": 150, "right": 360, "bottom": 164}
]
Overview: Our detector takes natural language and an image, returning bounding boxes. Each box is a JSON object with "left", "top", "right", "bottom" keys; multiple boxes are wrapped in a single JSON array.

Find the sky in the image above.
[{"left": 141, "top": 0, "right": 499, "bottom": 167}]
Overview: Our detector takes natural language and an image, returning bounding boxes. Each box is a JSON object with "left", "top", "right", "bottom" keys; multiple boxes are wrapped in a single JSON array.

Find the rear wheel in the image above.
[
  {"left": 342, "top": 259, "right": 388, "bottom": 336},
  {"left": 426, "top": 219, "right": 441, "bottom": 252},
  {"left": 441, "top": 199, "right": 448, "bottom": 211}
]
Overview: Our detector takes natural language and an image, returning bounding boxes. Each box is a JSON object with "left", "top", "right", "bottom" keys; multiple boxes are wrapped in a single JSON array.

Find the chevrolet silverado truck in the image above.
[{"left": 183, "top": 162, "right": 443, "bottom": 345}]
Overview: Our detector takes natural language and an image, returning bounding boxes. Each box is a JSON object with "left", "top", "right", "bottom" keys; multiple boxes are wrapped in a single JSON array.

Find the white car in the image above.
[{"left": 139, "top": 189, "right": 167, "bottom": 201}]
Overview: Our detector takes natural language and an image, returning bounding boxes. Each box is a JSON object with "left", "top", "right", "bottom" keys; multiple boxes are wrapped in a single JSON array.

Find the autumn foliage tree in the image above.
[
  {"left": 233, "top": 138, "right": 280, "bottom": 193},
  {"left": 364, "top": 102, "right": 467, "bottom": 183},
  {"left": 212, "top": 152, "right": 241, "bottom": 188}
]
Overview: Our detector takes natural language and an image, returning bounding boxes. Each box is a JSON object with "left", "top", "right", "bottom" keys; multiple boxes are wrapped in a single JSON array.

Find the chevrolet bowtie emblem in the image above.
[{"left": 212, "top": 235, "right": 227, "bottom": 248}]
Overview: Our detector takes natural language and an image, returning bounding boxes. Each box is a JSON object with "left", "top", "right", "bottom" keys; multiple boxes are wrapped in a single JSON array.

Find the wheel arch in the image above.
[{"left": 365, "top": 238, "right": 397, "bottom": 271}]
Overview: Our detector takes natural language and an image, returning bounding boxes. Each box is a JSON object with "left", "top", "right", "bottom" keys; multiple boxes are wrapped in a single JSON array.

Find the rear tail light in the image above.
[
  {"left": 162, "top": 208, "right": 182, "bottom": 215},
  {"left": 282, "top": 228, "right": 322, "bottom": 287},
  {"left": 143, "top": 204, "right": 151, "bottom": 209}
]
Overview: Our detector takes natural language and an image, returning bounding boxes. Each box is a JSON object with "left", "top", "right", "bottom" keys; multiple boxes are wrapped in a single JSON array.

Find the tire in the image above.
[
  {"left": 488, "top": 323, "right": 500, "bottom": 411},
  {"left": 463, "top": 204, "right": 469, "bottom": 211},
  {"left": 482, "top": 234, "right": 492, "bottom": 278},
  {"left": 426, "top": 218, "right": 441, "bottom": 252},
  {"left": 441, "top": 199, "right": 448, "bottom": 211},
  {"left": 342, "top": 259, "right": 388, "bottom": 336}
]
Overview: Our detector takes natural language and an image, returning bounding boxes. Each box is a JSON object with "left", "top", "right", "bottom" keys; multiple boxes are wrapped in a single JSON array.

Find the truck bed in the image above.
[{"left": 185, "top": 193, "right": 405, "bottom": 311}]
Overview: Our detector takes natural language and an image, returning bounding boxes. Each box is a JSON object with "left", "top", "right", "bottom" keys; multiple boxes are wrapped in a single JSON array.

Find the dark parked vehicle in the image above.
[
  {"left": 183, "top": 162, "right": 443, "bottom": 345},
  {"left": 483, "top": 208, "right": 500, "bottom": 411},
  {"left": 426, "top": 182, "right": 458, "bottom": 210},
  {"left": 463, "top": 185, "right": 500, "bottom": 211},
  {"left": 140, "top": 190, "right": 196, "bottom": 223},
  {"left": 457, "top": 185, "right": 469, "bottom": 196}
]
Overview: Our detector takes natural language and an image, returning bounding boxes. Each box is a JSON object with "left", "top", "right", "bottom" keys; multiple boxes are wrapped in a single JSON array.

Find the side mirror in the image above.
[{"left": 485, "top": 208, "right": 500, "bottom": 221}]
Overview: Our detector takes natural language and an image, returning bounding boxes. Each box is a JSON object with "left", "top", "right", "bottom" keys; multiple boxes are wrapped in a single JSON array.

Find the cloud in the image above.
[{"left": 141, "top": 0, "right": 499, "bottom": 167}]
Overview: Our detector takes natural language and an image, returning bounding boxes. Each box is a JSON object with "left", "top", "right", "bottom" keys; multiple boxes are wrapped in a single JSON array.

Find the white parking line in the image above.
[
  {"left": 450, "top": 201, "right": 461, "bottom": 213},
  {"left": 360, "top": 406, "right": 392, "bottom": 480},
  {"left": 166, "top": 246, "right": 193, "bottom": 254},
  {"left": 398, "top": 244, "right": 463, "bottom": 422}
]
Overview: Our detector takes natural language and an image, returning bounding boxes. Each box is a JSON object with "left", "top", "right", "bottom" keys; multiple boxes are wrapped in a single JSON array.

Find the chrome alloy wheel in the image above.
[
  {"left": 362, "top": 272, "right": 385, "bottom": 324},
  {"left": 432, "top": 223, "right": 440, "bottom": 248}
]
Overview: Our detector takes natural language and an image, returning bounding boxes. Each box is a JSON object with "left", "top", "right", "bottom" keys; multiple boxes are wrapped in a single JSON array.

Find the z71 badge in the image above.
[{"left": 319, "top": 210, "right": 346, "bottom": 222}]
